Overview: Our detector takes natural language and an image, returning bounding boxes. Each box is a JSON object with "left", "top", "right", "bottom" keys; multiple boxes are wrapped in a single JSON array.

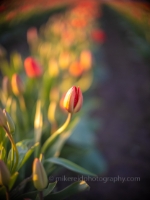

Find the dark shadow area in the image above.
[{"left": 70, "top": 4, "right": 150, "bottom": 200}]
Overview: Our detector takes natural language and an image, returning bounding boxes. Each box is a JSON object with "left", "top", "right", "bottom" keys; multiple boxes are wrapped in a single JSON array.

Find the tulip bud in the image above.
[
  {"left": 63, "top": 86, "right": 83, "bottom": 113},
  {"left": 32, "top": 158, "right": 48, "bottom": 191},
  {"left": 0, "top": 108, "right": 7, "bottom": 127},
  {"left": 24, "top": 57, "right": 43, "bottom": 78},
  {"left": 2, "top": 76, "right": 12, "bottom": 97},
  {"left": 3, "top": 109, "right": 15, "bottom": 134},
  {"left": 0, "top": 160, "right": 10, "bottom": 186},
  {"left": 11, "top": 74, "right": 24, "bottom": 96}
]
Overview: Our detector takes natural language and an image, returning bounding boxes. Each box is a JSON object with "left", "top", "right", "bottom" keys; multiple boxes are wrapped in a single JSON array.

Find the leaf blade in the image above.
[{"left": 45, "top": 157, "right": 96, "bottom": 176}]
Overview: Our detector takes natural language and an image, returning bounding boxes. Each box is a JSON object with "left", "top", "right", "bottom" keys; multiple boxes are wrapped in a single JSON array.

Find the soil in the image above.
[{"left": 71, "top": 5, "right": 150, "bottom": 200}]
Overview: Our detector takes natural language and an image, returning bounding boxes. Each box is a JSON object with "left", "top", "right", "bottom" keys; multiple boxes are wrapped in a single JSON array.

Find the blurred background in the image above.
[{"left": 0, "top": 0, "right": 150, "bottom": 199}]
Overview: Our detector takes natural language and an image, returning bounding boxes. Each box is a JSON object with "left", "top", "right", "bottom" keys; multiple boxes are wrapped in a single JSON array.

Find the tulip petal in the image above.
[
  {"left": 63, "top": 87, "right": 75, "bottom": 113},
  {"left": 74, "top": 87, "right": 83, "bottom": 113}
]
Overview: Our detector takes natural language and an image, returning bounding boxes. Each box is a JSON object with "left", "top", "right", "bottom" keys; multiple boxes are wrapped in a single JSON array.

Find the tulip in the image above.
[
  {"left": 59, "top": 52, "right": 70, "bottom": 70},
  {"left": 0, "top": 160, "right": 10, "bottom": 186},
  {"left": 69, "top": 61, "right": 83, "bottom": 77},
  {"left": 3, "top": 109, "right": 15, "bottom": 134},
  {"left": 24, "top": 57, "right": 43, "bottom": 78},
  {"left": 2, "top": 76, "right": 12, "bottom": 97},
  {"left": 63, "top": 86, "right": 83, "bottom": 113},
  {"left": 80, "top": 50, "right": 92, "bottom": 71},
  {"left": 0, "top": 108, "right": 7, "bottom": 127},
  {"left": 32, "top": 158, "right": 48, "bottom": 191},
  {"left": 11, "top": 74, "right": 24, "bottom": 96},
  {"left": 91, "top": 29, "right": 106, "bottom": 43}
]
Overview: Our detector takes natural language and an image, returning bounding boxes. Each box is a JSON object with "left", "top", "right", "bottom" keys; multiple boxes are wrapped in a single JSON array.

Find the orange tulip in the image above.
[
  {"left": 69, "top": 61, "right": 83, "bottom": 77},
  {"left": 63, "top": 86, "right": 83, "bottom": 113},
  {"left": 80, "top": 50, "right": 92, "bottom": 71}
]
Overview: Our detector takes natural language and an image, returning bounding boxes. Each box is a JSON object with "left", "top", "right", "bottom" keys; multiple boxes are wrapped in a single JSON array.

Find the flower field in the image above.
[{"left": 0, "top": 0, "right": 150, "bottom": 200}]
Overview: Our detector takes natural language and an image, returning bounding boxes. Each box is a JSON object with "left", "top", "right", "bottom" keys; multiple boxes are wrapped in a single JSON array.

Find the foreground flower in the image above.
[
  {"left": 0, "top": 160, "right": 10, "bottom": 186},
  {"left": 24, "top": 57, "right": 43, "bottom": 78},
  {"left": 32, "top": 158, "right": 48, "bottom": 191},
  {"left": 63, "top": 86, "right": 83, "bottom": 113}
]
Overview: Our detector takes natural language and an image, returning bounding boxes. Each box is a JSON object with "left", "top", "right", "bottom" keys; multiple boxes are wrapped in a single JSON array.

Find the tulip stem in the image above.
[
  {"left": 54, "top": 113, "right": 72, "bottom": 134},
  {"left": 3, "top": 126, "right": 19, "bottom": 173},
  {"left": 19, "top": 94, "right": 26, "bottom": 111},
  {"left": 41, "top": 113, "right": 72, "bottom": 154},
  {"left": 5, "top": 186, "right": 10, "bottom": 200},
  {"left": 39, "top": 191, "right": 43, "bottom": 200}
]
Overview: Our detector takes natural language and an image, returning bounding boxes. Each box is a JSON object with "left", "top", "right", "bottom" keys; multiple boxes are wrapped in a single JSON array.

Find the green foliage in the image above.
[
  {"left": 0, "top": 1, "right": 107, "bottom": 199},
  {"left": 45, "top": 157, "right": 96, "bottom": 176}
]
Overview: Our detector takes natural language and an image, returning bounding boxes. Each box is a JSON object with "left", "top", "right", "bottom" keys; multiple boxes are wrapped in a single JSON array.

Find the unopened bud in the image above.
[
  {"left": 32, "top": 158, "right": 48, "bottom": 191},
  {"left": 2, "top": 76, "right": 12, "bottom": 97},
  {"left": 3, "top": 109, "right": 15, "bottom": 134},
  {"left": 0, "top": 160, "right": 10, "bottom": 186},
  {"left": 63, "top": 86, "right": 83, "bottom": 113},
  {"left": 0, "top": 108, "right": 7, "bottom": 127},
  {"left": 11, "top": 74, "right": 24, "bottom": 96}
]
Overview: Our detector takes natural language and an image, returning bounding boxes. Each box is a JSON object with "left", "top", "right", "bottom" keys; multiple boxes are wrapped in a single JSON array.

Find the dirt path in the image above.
[
  {"left": 82, "top": 5, "right": 150, "bottom": 200},
  {"left": 70, "top": 4, "right": 150, "bottom": 200}
]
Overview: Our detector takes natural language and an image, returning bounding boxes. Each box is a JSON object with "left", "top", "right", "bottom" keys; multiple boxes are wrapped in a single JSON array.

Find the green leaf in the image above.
[
  {"left": 45, "top": 181, "right": 90, "bottom": 200},
  {"left": 9, "top": 172, "right": 19, "bottom": 190},
  {"left": 43, "top": 181, "right": 57, "bottom": 197},
  {"left": 42, "top": 117, "right": 79, "bottom": 158},
  {"left": 15, "top": 139, "right": 37, "bottom": 171},
  {"left": 17, "top": 142, "right": 39, "bottom": 171},
  {"left": 0, "top": 146, "right": 6, "bottom": 161},
  {"left": 36, "top": 182, "right": 57, "bottom": 200},
  {"left": 0, "top": 186, "right": 6, "bottom": 199},
  {"left": 45, "top": 157, "right": 96, "bottom": 176},
  {"left": 61, "top": 146, "right": 107, "bottom": 175},
  {"left": 17, "top": 191, "right": 38, "bottom": 199},
  {"left": 44, "top": 131, "right": 71, "bottom": 158},
  {"left": 68, "top": 118, "right": 95, "bottom": 146},
  {"left": 11, "top": 176, "right": 32, "bottom": 199}
]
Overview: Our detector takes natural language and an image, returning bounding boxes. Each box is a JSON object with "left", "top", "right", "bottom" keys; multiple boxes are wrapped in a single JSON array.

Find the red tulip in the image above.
[
  {"left": 63, "top": 86, "right": 83, "bottom": 113},
  {"left": 24, "top": 57, "right": 43, "bottom": 78},
  {"left": 91, "top": 29, "right": 106, "bottom": 43}
]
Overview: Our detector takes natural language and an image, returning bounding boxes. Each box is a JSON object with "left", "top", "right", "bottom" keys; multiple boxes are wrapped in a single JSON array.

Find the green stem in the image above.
[
  {"left": 3, "top": 126, "right": 19, "bottom": 173},
  {"left": 39, "top": 191, "right": 43, "bottom": 200},
  {"left": 19, "top": 94, "right": 26, "bottom": 111},
  {"left": 5, "top": 186, "right": 10, "bottom": 200},
  {"left": 41, "top": 113, "right": 72, "bottom": 154},
  {"left": 11, "top": 176, "right": 32, "bottom": 198}
]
